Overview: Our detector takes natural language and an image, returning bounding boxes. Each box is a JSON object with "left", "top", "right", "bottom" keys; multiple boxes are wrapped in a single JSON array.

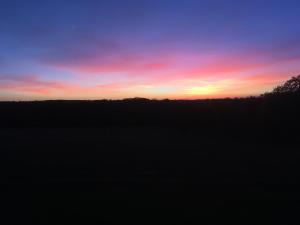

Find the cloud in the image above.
[
  {"left": 0, "top": 75, "right": 73, "bottom": 95},
  {"left": 36, "top": 36, "right": 300, "bottom": 87},
  {"left": 0, "top": 74, "right": 163, "bottom": 99},
  {"left": 42, "top": 41, "right": 199, "bottom": 76},
  {"left": 2, "top": 38, "right": 300, "bottom": 100},
  {"left": 183, "top": 41, "right": 300, "bottom": 79}
]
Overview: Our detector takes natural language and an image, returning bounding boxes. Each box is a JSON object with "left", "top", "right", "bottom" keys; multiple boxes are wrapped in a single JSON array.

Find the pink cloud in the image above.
[
  {"left": 0, "top": 75, "right": 76, "bottom": 95},
  {"left": 44, "top": 41, "right": 300, "bottom": 89},
  {"left": 2, "top": 39, "right": 300, "bottom": 100},
  {"left": 48, "top": 52, "right": 173, "bottom": 76},
  {"left": 0, "top": 75, "right": 151, "bottom": 99}
]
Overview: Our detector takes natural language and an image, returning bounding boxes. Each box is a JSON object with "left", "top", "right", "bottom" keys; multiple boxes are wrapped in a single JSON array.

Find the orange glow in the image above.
[{"left": 1, "top": 50, "right": 300, "bottom": 100}]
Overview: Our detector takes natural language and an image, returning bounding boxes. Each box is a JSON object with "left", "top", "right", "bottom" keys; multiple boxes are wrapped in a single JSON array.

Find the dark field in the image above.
[{"left": 2, "top": 96, "right": 300, "bottom": 225}]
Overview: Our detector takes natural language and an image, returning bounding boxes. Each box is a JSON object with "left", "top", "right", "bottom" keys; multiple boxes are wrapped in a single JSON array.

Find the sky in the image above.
[{"left": 1, "top": 0, "right": 300, "bottom": 100}]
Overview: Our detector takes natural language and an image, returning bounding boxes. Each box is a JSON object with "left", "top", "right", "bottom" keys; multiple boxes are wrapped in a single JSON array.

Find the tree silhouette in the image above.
[
  {"left": 262, "top": 75, "right": 300, "bottom": 96},
  {"left": 273, "top": 75, "right": 300, "bottom": 94}
]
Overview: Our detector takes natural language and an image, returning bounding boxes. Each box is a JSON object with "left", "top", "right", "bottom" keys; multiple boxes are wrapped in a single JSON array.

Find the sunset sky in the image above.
[{"left": 1, "top": 0, "right": 300, "bottom": 100}]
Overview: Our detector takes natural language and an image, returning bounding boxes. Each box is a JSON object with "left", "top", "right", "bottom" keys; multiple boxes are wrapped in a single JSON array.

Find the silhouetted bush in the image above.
[{"left": 262, "top": 75, "right": 300, "bottom": 96}]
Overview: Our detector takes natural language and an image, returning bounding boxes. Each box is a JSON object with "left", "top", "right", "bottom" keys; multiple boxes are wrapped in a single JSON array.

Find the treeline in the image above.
[{"left": 0, "top": 75, "right": 299, "bottom": 133}]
